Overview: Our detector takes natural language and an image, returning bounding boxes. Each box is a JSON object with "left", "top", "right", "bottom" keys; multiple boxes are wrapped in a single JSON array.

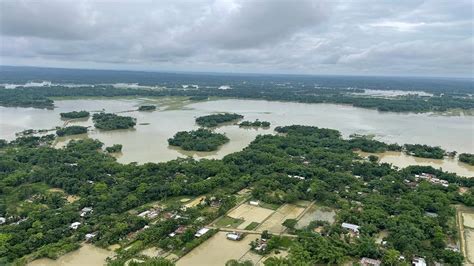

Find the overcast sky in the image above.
[{"left": 0, "top": 0, "right": 472, "bottom": 77}]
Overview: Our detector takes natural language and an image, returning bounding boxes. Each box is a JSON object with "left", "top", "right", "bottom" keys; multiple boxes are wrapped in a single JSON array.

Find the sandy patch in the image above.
[
  {"left": 140, "top": 247, "right": 164, "bottom": 258},
  {"left": 228, "top": 204, "right": 275, "bottom": 229},
  {"left": 176, "top": 232, "right": 259, "bottom": 266},
  {"left": 185, "top": 196, "right": 206, "bottom": 208},
  {"left": 257, "top": 204, "right": 305, "bottom": 233},
  {"left": 463, "top": 213, "right": 474, "bottom": 228}
]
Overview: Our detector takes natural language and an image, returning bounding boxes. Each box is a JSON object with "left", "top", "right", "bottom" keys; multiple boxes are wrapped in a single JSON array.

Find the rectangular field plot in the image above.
[
  {"left": 227, "top": 203, "right": 275, "bottom": 229},
  {"left": 257, "top": 204, "right": 305, "bottom": 233},
  {"left": 463, "top": 212, "right": 474, "bottom": 228},
  {"left": 296, "top": 205, "right": 336, "bottom": 229},
  {"left": 176, "top": 232, "right": 260, "bottom": 266}
]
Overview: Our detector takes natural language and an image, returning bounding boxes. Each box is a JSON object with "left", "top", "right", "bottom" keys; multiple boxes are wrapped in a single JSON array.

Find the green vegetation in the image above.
[
  {"left": 138, "top": 105, "right": 157, "bottom": 111},
  {"left": 195, "top": 113, "right": 243, "bottom": 127},
  {"left": 239, "top": 120, "right": 271, "bottom": 128},
  {"left": 105, "top": 144, "right": 123, "bottom": 153},
  {"left": 92, "top": 113, "right": 136, "bottom": 130},
  {"left": 168, "top": 128, "right": 229, "bottom": 151},
  {"left": 244, "top": 222, "right": 260, "bottom": 230},
  {"left": 0, "top": 125, "right": 472, "bottom": 265},
  {"left": 214, "top": 216, "right": 244, "bottom": 228},
  {"left": 459, "top": 153, "right": 474, "bottom": 166},
  {"left": 56, "top": 126, "right": 88, "bottom": 137},
  {"left": 59, "top": 111, "right": 90, "bottom": 119},
  {"left": 404, "top": 144, "right": 446, "bottom": 159}
]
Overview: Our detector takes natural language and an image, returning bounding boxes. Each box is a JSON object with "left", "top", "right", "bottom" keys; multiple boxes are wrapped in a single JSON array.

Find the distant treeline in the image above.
[{"left": 1, "top": 85, "right": 473, "bottom": 113}]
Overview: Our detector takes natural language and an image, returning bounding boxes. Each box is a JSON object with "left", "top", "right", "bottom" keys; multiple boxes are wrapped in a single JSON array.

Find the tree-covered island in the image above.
[
  {"left": 238, "top": 120, "right": 271, "bottom": 128},
  {"left": 138, "top": 105, "right": 157, "bottom": 111},
  {"left": 59, "top": 111, "right": 90, "bottom": 119},
  {"left": 195, "top": 113, "right": 243, "bottom": 127},
  {"left": 92, "top": 113, "right": 136, "bottom": 130},
  {"left": 105, "top": 144, "right": 123, "bottom": 153},
  {"left": 404, "top": 144, "right": 446, "bottom": 159},
  {"left": 56, "top": 126, "right": 88, "bottom": 136},
  {"left": 168, "top": 128, "right": 229, "bottom": 151},
  {"left": 459, "top": 153, "right": 474, "bottom": 166}
]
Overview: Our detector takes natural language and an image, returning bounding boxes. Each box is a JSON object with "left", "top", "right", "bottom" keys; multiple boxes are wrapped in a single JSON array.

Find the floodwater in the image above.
[
  {"left": 1, "top": 98, "right": 473, "bottom": 167},
  {"left": 256, "top": 204, "right": 305, "bottom": 233},
  {"left": 227, "top": 203, "right": 275, "bottom": 229},
  {"left": 296, "top": 205, "right": 336, "bottom": 229},
  {"left": 357, "top": 151, "right": 474, "bottom": 178},
  {"left": 176, "top": 232, "right": 260, "bottom": 266},
  {"left": 28, "top": 244, "right": 113, "bottom": 266}
]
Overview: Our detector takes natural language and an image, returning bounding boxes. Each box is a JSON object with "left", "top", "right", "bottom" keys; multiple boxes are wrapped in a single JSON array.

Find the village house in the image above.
[
  {"left": 80, "top": 207, "right": 93, "bottom": 217},
  {"left": 360, "top": 257, "right": 382, "bottom": 266},
  {"left": 254, "top": 238, "right": 267, "bottom": 252},
  {"left": 70, "top": 222, "right": 81, "bottom": 230},
  {"left": 288, "top": 174, "right": 305, "bottom": 180},
  {"left": 85, "top": 232, "right": 97, "bottom": 241},
  {"left": 412, "top": 257, "right": 427, "bottom": 266},
  {"left": 195, "top": 228, "right": 210, "bottom": 237},
  {"left": 226, "top": 232, "right": 243, "bottom": 241},
  {"left": 341, "top": 222, "right": 360, "bottom": 236},
  {"left": 249, "top": 200, "right": 260, "bottom": 206}
]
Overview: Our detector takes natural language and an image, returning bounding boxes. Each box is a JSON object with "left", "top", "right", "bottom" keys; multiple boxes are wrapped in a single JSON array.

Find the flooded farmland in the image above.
[
  {"left": 28, "top": 244, "right": 113, "bottom": 266},
  {"left": 227, "top": 203, "right": 275, "bottom": 230},
  {"left": 176, "top": 232, "right": 260, "bottom": 266},
  {"left": 257, "top": 204, "right": 305, "bottom": 233},
  {"left": 296, "top": 205, "right": 336, "bottom": 229}
]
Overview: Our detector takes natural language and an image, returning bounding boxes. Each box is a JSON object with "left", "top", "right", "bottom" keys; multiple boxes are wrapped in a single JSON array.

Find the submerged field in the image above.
[{"left": 176, "top": 232, "right": 260, "bottom": 266}]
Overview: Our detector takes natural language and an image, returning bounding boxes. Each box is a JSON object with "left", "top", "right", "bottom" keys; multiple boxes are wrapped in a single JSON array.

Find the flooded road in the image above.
[{"left": 1, "top": 98, "right": 472, "bottom": 170}]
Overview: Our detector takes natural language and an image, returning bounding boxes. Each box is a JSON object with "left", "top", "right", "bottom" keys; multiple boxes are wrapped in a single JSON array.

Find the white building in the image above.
[
  {"left": 341, "top": 222, "right": 360, "bottom": 233},
  {"left": 80, "top": 207, "right": 93, "bottom": 217},
  {"left": 195, "top": 228, "right": 210, "bottom": 237},
  {"left": 226, "top": 232, "right": 242, "bottom": 241},
  {"left": 85, "top": 233, "right": 97, "bottom": 241},
  {"left": 0, "top": 217, "right": 5, "bottom": 225},
  {"left": 412, "top": 257, "right": 427, "bottom": 266},
  {"left": 70, "top": 222, "right": 81, "bottom": 230},
  {"left": 249, "top": 200, "right": 260, "bottom": 206}
]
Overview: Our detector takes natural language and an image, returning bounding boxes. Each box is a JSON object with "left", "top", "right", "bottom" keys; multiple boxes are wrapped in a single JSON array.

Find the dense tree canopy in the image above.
[
  {"left": 404, "top": 144, "right": 446, "bottom": 159},
  {"left": 239, "top": 120, "right": 271, "bottom": 128},
  {"left": 459, "top": 153, "right": 474, "bottom": 166},
  {"left": 92, "top": 113, "right": 136, "bottom": 130},
  {"left": 195, "top": 113, "right": 243, "bottom": 127},
  {"left": 59, "top": 111, "right": 90, "bottom": 119},
  {"left": 168, "top": 129, "right": 229, "bottom": 151},
  {"left": 56, "top": 126, "right": 88, "bottom": 137}
]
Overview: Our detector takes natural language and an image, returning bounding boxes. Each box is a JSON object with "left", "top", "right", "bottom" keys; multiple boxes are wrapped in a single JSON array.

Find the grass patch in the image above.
[
  {"left": 214, "top": 216, "right": 244, "bottom": 228},
  {"left": 244, "top": 222, "right": 260, "bottom": 231}
]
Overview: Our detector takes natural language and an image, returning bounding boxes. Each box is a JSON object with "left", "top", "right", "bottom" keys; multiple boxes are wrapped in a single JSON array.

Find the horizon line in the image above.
[{"left": 1, "top": 64, "right": 473, "bottom": 81}]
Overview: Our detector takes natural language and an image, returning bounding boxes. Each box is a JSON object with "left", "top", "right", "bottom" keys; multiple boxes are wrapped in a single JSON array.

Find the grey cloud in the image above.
[{"left": 0, "top": 0, "right": 472, "bottom": 77}]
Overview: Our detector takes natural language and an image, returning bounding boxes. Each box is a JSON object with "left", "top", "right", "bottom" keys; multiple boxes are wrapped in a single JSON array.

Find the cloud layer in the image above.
[{"left": 0, "top": 0, "right": 472, "bottom": 77}]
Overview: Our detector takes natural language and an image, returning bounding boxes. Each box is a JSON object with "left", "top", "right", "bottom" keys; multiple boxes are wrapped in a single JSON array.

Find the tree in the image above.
[
  {"left": 282, "top": 219, "right": 297, "bottom": 230},
  {"left": 382, "top": 248, "right": 401, "bottom": 266}
]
